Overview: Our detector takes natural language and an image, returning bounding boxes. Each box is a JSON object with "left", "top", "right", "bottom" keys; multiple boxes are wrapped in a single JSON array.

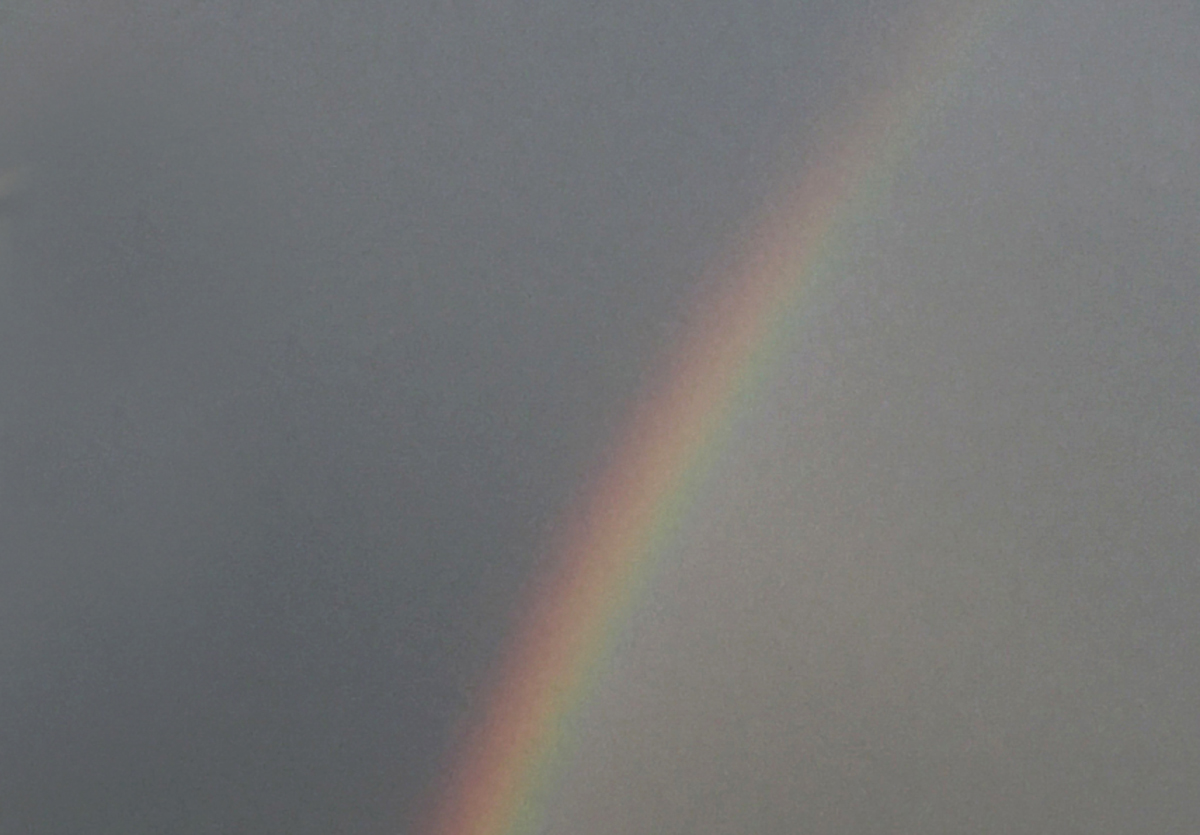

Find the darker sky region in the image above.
[{"left": 0, "top": 1, "right": 918, "bottom": 832}]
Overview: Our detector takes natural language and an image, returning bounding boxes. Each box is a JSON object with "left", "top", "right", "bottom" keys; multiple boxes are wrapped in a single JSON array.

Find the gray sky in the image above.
[
  {"left": 546, "top": 2, "right": 1200, "bottom": 832},
  {"left": 2, "top": 1, "right": 1199, "bottom": 833}
]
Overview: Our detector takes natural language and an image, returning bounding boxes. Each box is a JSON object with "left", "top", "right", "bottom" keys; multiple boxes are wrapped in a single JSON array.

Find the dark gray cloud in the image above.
[{"left": 0, "top": 1, "right": 895, "bottom": 832}]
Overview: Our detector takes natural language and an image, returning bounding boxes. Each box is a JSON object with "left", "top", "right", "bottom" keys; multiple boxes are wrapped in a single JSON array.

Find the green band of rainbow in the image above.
[{"left": 419, "top": 4, "right": 997, "bottom": 833}]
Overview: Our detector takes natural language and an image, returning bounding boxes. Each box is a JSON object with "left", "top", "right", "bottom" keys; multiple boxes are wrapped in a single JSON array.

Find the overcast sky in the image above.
[{"left": 1, "top": 1, "right": 1198, "bottom": 833}]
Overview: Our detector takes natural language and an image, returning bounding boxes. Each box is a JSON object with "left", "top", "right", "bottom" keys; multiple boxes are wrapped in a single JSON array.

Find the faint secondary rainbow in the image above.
[{"left": 419, "top": 3, "right": 996, "bottom": 834}]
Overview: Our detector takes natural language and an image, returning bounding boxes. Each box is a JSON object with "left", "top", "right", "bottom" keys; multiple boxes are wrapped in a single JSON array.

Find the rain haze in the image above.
[{"left": 1, "top": 1, "right": 1198, "bottom": 833}]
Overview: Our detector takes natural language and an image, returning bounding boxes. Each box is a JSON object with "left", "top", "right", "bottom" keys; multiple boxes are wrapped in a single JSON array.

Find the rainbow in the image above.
[{"left": 419, "top": 3, "right": 997, "bottom": 833}]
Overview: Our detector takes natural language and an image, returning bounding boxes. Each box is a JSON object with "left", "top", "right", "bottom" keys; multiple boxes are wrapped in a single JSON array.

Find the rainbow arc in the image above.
[{"left": 419, "top": 4, "right": 998, "bottom": 833}]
